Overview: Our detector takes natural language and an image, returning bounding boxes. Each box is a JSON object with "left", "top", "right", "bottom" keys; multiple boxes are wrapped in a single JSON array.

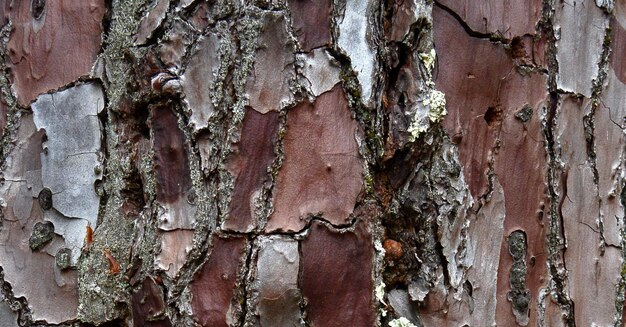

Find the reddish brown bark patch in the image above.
[
  {"left": 433, "top": 6, "right": 499, "bottom": 197},
  {"left": 434, "top": 6, "right": 549, "bottom": 326},
  {"left": 386, "top": 0, "right": 422, "bottom": 41},
  {"left": 150, "top": 103, "right": 192, "bottom": 204},
  {"left": 187, "top": 1, "right": 211, "bottom": 30},
  {"left": 190, "top": 237, "right": 247, "bottom": 327},
  {"left": 118, "top": 99, "right": 150, "bottom": 144},
  {"left": 436, "top": 0, "right": 542, "bottom": 38},
  {"left": 266, "top": 85, "right": 363, "bottom": 232},
  {"left": 158, "top": 20, "right": 194, "bottom": 69},
  {"left": 155, "top": 229, "right": 194, "bottom": 277},
  {"left": 135, "top": 0, "right": 170, "bottom": 45},
  {"left": 611, "top": 17, "right": 626, "bottom": 84},
  {"left": 511, "top": 35, "right": 546, "bottom": 67},
  {"left": 287, "top": 0, "right": 332, "bottom": 52},
  {"left": 131, "top": 277, "right": 172, "bottom": 327},
  {"left": 7, "top": 0, "right": 105, "bottom": 106},
  {"left": 223, "top": 108, "right": 279, "bottom": 232},
  {"left": 0, "top": 1, "right": 9, "bottom": 27},
  {"left": 434, "top": 6, "right": 547, "bottom": 198},
  {"left": 245, "top": 12, "right": 295, "bottom": 113},
  {"left": 494, "top": 100, "right": 548, "bottom": 327},
  {"left": 301, "top": 221, "right": 374, "bottom": 327}
]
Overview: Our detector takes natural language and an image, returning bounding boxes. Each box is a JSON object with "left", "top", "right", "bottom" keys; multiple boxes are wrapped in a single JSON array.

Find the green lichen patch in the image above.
[
  {"left": 55, "top": 248, "right": 72, "bottom": 270},
  {"left": 515, "top": 104, "right": 534, "bottom": 123},
  {"left": 418, "top": 49, "right": 436, "bottom": 73},
  {"left": 389, "top": 317, "right": 418, "bottom": 327},
  {"left": 29, "top": 221, "right": 55, "bottom": 251},
  {"left": 507, "top": 230, "right": 530, "bottom": 325},
  {"left": 425, "top": 90, "right": 447, "bottom": 122}
]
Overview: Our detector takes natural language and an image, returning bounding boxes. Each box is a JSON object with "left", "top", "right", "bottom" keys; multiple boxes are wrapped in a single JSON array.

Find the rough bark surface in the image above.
[{"left": 0, "top": 0, "right": 625, "bottom": 326}]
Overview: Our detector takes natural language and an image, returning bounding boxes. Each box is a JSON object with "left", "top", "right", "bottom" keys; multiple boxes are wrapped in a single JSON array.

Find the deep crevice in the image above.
[{"left": 434, "top": 0, "right": 509, "bottom": 42}]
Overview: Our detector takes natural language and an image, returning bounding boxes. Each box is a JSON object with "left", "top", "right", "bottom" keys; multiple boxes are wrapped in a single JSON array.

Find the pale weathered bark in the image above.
[{"left": 0, "top": 0, "right": 625, "bottom": 326}]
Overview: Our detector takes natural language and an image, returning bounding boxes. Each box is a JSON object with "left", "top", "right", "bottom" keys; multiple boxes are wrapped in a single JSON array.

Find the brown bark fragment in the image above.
[
  {"left": 493, "top": 86, "right": 548, "bottom": 327},
  {"left": 386, "top": 0, "right": 426, "bottom": 41},
  {"left": 151, "top": 104, "right": 190, "bottom": 196},
  {"left": 245, "top": 12, "right": 294, "bottom": 113},
  {"left": 223, "top": 108, "right": 279, "bottom": 232},
  {"left": 300, "top": 221, "right": 374, "bottom": 327},
  {"left": 158, "top": 19, "right": 194, "bottom": 69},
  {"left": 434, "top": 5, "right": 547, "bottom": 198},
  {"left": 436, "top": 0, "right": 542, "bottom": 38},
  {"left": 190, "top": 237, "right": 247, "bottom": 327},
  {"left": 383, "top": 239, "right": 403, "bottom": 260},
  {"left": 135, "top": 0, "right": 170, "bottom": 45},
  {"left": 434, "top": 5, "right": 499, "bottom": 197},
  {"left": 611, "top": 14, "right": 626, "bottom": 83},
  {"left": 434, "top": 6, "right": 549, "bottom": 326},
  {"left": 286, "top": 0, "right": 332, "bottom": 52},
  {"left": 181, "top": 33, "right": 220, "bottom": 132},
  {"left": 155, "top": 229, "right": 194, "bottom": 278},
  {"left": 150, "top": 103, "right": 195, "bottom": 230},
  {"left": 0, "top": 1, "right": 9, "bottom": 27},
  {"left": 6, "top": 0, "right": 105, "bottom": 106},
  {"left": 131, "top": 277, "right": 171, "bottom": 327},
  {"left": 266, "top": 85, "right": 363, "bottom": 232},
  {"left": 187, "top": 2, "right": 211, "bottom": 31}
]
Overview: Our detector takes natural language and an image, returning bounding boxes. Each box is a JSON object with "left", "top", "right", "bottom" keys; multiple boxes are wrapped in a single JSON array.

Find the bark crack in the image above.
[
  {"left": 433, "top": 0, "right": 509, "bottom": 42},
  {"left": 540, "top": 0, "right": 576, "bottom": 322}
]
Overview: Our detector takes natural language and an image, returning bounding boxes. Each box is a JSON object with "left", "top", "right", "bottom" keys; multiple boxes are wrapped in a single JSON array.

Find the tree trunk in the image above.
[{"left": 0, "top": 0, "right": 624, "bottom": 326}]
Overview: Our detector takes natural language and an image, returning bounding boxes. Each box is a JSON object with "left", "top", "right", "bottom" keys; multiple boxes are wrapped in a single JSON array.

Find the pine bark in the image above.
[{"left": 0, "top": 0, "right": 624, "bottom": 326}]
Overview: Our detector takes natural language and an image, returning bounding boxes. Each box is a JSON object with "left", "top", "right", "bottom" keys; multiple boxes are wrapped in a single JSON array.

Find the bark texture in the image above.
[{"left": 0, "top": 0, "right": 625, "bottom": 326}]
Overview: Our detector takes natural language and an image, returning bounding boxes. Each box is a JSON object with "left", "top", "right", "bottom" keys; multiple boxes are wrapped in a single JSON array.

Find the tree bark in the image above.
[{"left": 0, "top": 0, "right": 624, "bottom": 326}]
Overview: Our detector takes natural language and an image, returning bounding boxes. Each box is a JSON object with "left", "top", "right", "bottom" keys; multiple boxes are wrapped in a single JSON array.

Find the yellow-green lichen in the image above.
[
  {"left": 376, "top": 281, "right": 386, "bottom": 304},
  {"left": 418, "top": 49, "right": 436, "bottom": 73},
  {"left": 425, "top": 90, "right": 447, "bottom": 122},
  {"left": 389, "top": 317, "right": 418, "bottom": 327},
  {"left": 407, "top": 121, "right": 428, "bottom": 142},
  {"left": 405, "top": 48, "right": 447, "bottom": 142},
  {"left": 406, "top": 86, "right": 447, "bottom": 142},
  {"left": 376, "top": 281, "right": 388, "bottom": 318}
]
